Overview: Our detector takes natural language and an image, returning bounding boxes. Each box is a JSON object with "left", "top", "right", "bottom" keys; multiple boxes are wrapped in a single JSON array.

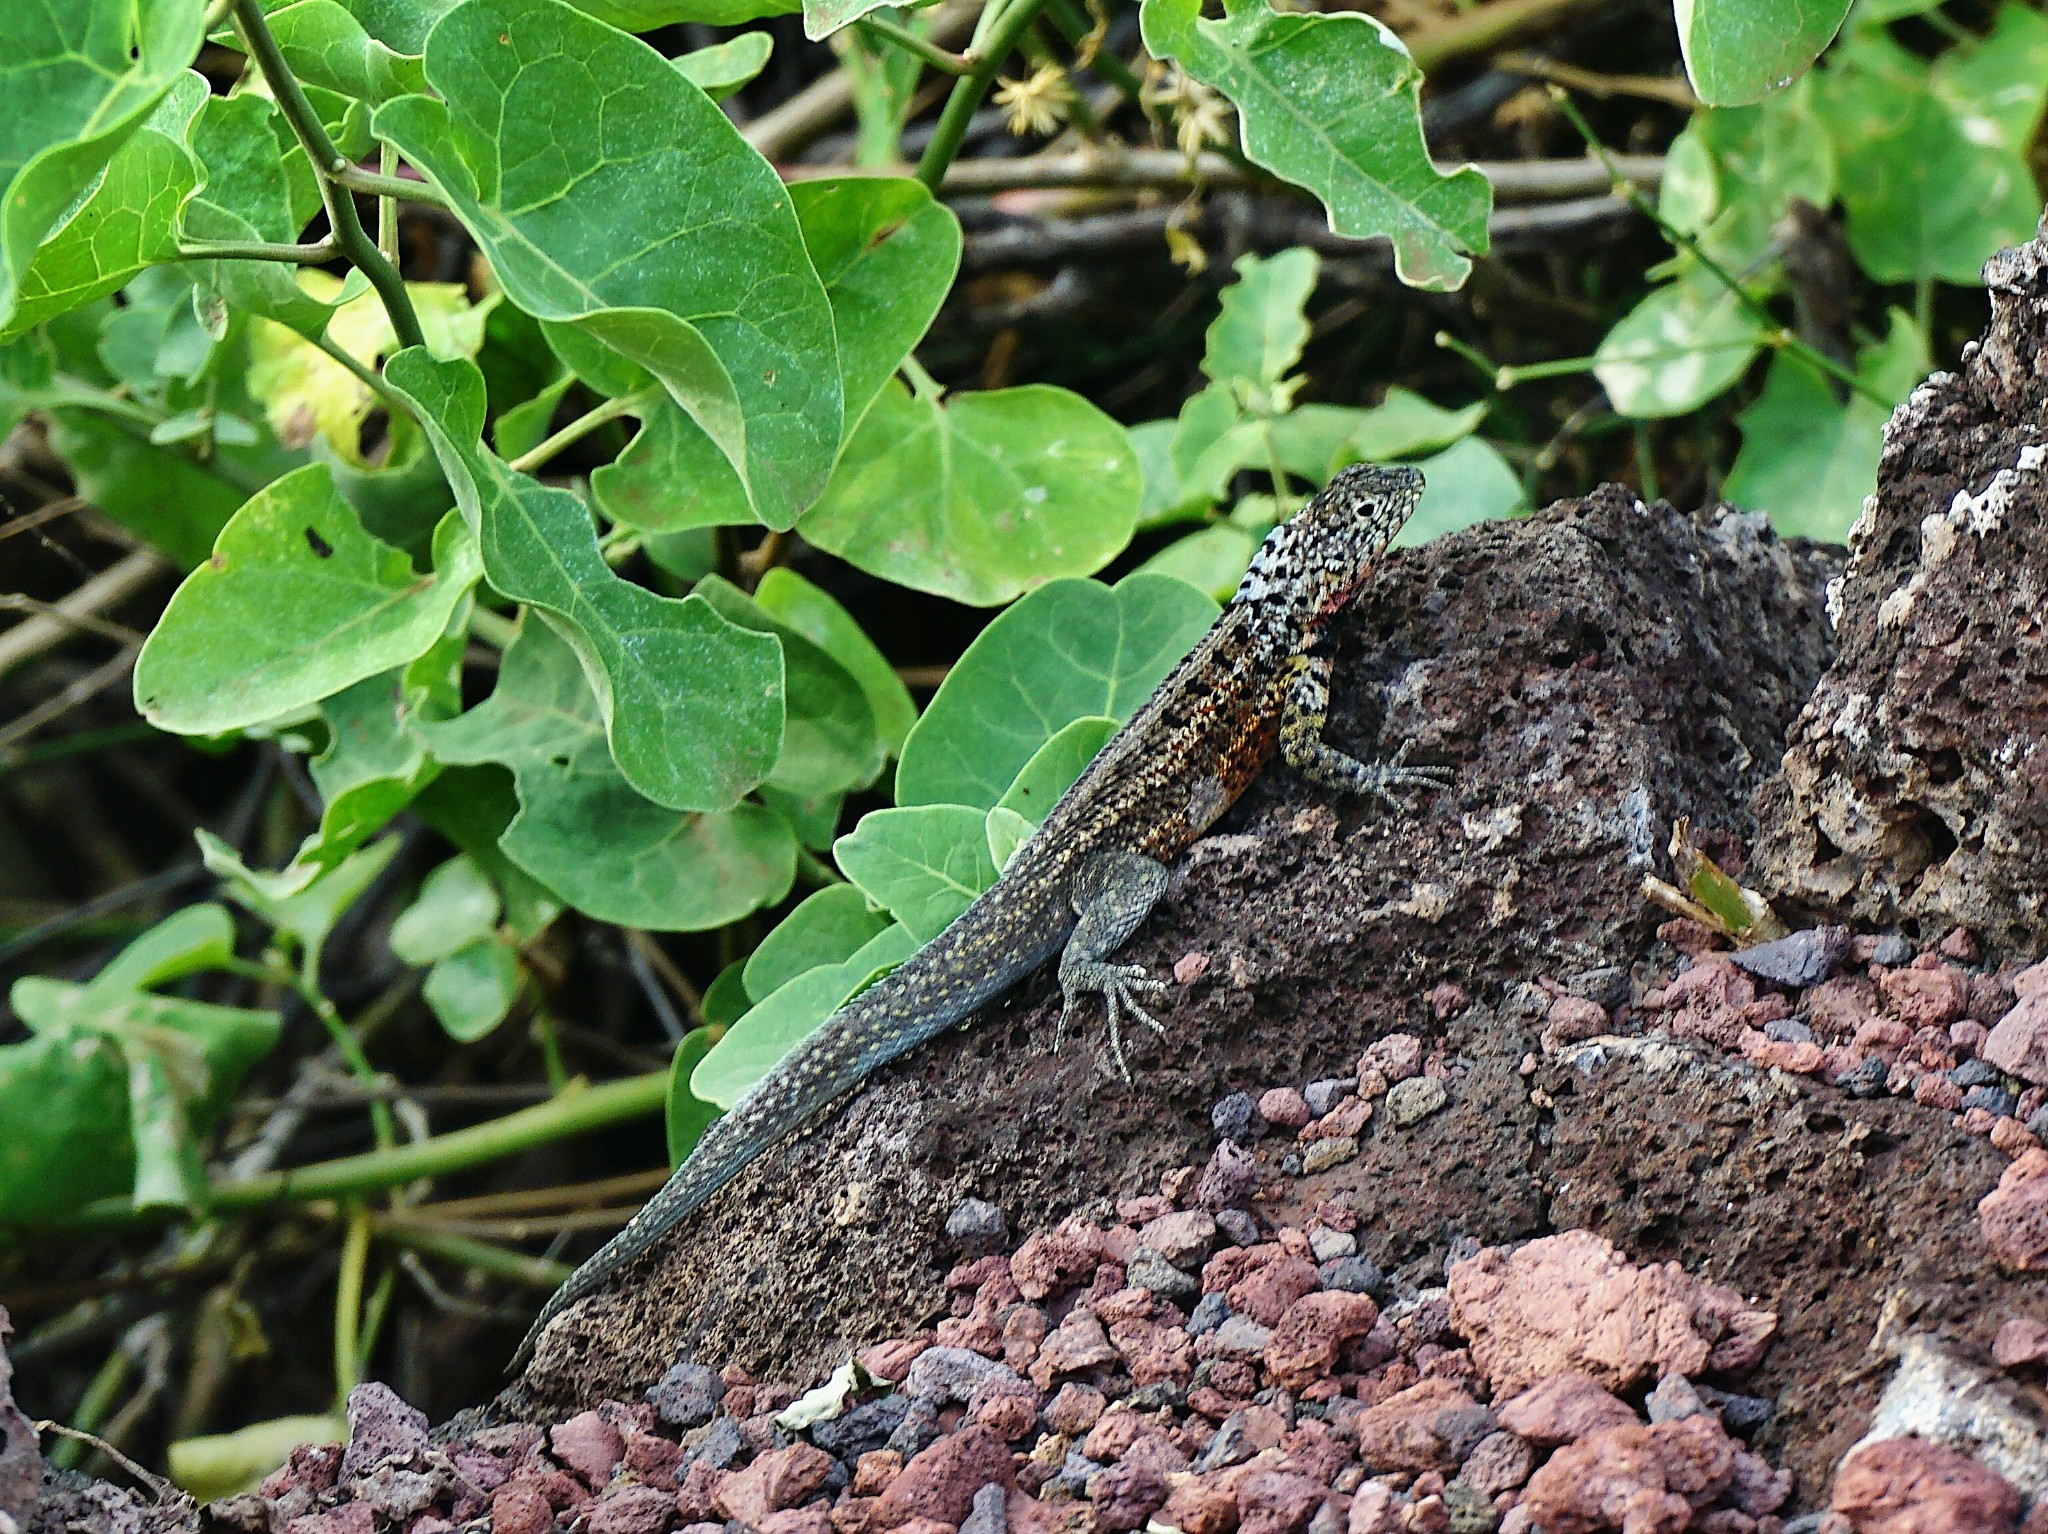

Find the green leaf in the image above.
[
  {"left": 1675, "top": 0, "right": 1851, "bottom": 107},
  {"left": 135, "top": 469, "right": 482, "bottom": 734},
  {"left": 1270, "top": 392, "right": 1488, "bottom": 483},
  {"left": 1813, "top": 15, "right": 2048, "bottom": 285},
  {"left": 384, "top": 348, "right": 786, "bottom": 813},
  {"left": 200, "top": 831, "right": 400, "bottom": 960},
  {"left": 692, "top": 922, "right": 915, "bottom": 1108},
  {"left": 266, "top": 0, "right": 429, "bottom": 102},
  {"left": 985, "top": 805, "right": 1035, "bottom": 872},
  {"left": 742, "top": 882, "right": 890, "bottom": 1003},
  {"left": 799, "top": 380, "right": 1143, "bottom": 606},
  {"left": 169, "top": 1416, "right": 349, "bottom": 1504},
  {"left": 1393, "top": 438, "right": 1526, "bottom": 547},
  {"left": 1136, "top": 523, "right": 1260, "bottom": 602},
  {"left": 0, "top": 0, "right": 210, "bottom": 332},
  {"left": 422, "top": 937, "right": 520, "bottom": 1040},
  {"left": 693, "top": 575, "right": 885, "bottom": 799},
  {"left": 590, "top": 175, "right": 959, "bottom": 535},
  {"left": 411, "top": 765, "right": 563, "bottom": 939},
  {"left": 897, "top": 574, "right": 1217, "bottom": 809},
  {"left": 298, "top": 618, "right": 465, "bottom": 873},
  {"left": 672, "top": 30, "right": 773, "bottom": 98},
  {"left": 5, "top": 73, "right": 205, "bottom": 336},
  {"left": 421, "top": 619, "right": 797, "bottom": 929},
  {"left": 665, "top": 1024, "right": 722, "bottom": 1164},
  {"left": 0, "top": 908, "right": 278, "bottom": 1221},
  {"left": 834, "top": 805, "right": 994, "bottom": 942},
  {"left": 43, "top": 409, "right": 260, "bottom": 569},
  {"left": 1724, "top": 309, "right": 1928, "bottom": 540},
  {"left": 373, "top": 0, "right": 841, "bottom": 526},
  {"left": 997, "top": 716, "right": 1117, "bottom": 823},
  {"left": 754, "top": 569, "right": 917, "bottom": 758},
  {"left": 1593, "top": 270, "right": 1770, "bottom": 418},
  {"left": 1659, "top": 82, "right": 1835, "bottom": 270},
  {"left": 1202, "top": 248, "right": 1316, "bottom": 410},
  {"left": 570, "top": 0, "right": 797, "bottom": 26},
  {"left": 1139, "top": 0, "right": 1490, "bottom": 290},
  {"left": 391, "top": 855, "right": 502, "bottom": 964}
]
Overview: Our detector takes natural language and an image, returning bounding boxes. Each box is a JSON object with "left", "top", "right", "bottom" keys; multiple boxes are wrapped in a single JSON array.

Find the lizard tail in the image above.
[{"left": 508, "top": 891, "right": 1067, "bottom": 1371}]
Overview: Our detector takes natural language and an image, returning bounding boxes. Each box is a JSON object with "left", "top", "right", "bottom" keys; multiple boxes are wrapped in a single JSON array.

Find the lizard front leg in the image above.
[
  {"left": 1056, "top": 848, "right": 1171, "bottom": 1082},
  {"left": 1280, "top": 632, "right": 1452, "bottom": 810}
]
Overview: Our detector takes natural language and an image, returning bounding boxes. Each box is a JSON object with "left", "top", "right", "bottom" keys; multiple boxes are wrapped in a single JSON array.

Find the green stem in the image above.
[
  {"left": 174, "top": 236, "right": 339, "bottom": 265},
  {"left": 49, "top": 1344, "right": 133, "bottom": 1471},
  {"left": 857, "top": 15, "right": 972, "bottom": 74},
  {"left": 377, "top": 142, "right": 400, "bottom": 265},
  {"left": 333, "top": 1206, "right": 370, "bottom": 1412},
  {"left": 469, "top": 606, "right": 521, "bottom": 649},
  {"left": 917, "top": 0, "right": 1055, "bottom": 190},
  {"left": 532, "top": 1009, "right": 569, "bottom": 1095},
  {"left": 371, "top": 1223, "right": 573, "bottom": 1288},
  {"left": 1548, "top": 88, "right": 1889, "bottom": 408},
  {"left": 331, "top": 164, "right": 452, "bottom": 211},
  {"left": 50, "top": 1072, "right": 671, "bottom": 1230},
  {"left": 232, "top": 0, "right": 423, "bottom": 352},
  {"left": 309, "top": 330, "right": 411, "bottom": 421},
  {"left": 508, "top": 386, "right": 659, "bottom": 474},
  {"left": 222, "top": 958, "right": 394, "bottom": 1150}
]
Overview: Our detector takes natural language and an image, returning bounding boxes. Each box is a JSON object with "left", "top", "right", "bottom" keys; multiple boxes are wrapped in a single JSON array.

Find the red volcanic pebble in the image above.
[
  {"left": 1981, "top": 1149, "right": 2048, "bottom": 1270},
  {"left": 1258, "top": 1088, "right": 1313, "bottom": 1132},
  {"left": 1993, "top": 1317, "right": 2048, "bottom": 1367},
  {"left": 1832, "top": 1437, "right": 2022, "bottom": 1533},
  {"left": 1878, "top": 961, "right": 1969, "bottom": 1028},
  {"left": 1496, "top": 1373, "right": 1640, "bottom": 1447},
  {"left": 1985, "top": 993, "right": 2048, "bottom": 1087}
]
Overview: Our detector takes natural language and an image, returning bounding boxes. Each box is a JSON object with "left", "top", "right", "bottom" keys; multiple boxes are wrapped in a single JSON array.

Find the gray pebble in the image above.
[
  {"left": 683, "top": 1417, "right": 743, "bottom": 1471},
  {"left": 1213, "top": 1208, "right": 1259, "bottom": 1247},
  {"left": 1308, "top": 1226, "right": 1357, "bottom": 1262},
  {"left": 1964, "top": 1085, "right": 2019, "bottom": 1118},
  {"left": 1196, "top": 1411, "right": 1260, "bottom": 1471},
  {"left": 1645, "top": 1373, "right": 1708, "bottom": 1423},
  {"left": 945, "top": 1197, "right": 1009, "bottom": 1251},
  {"left": 1127, "top": 1246, "right": 1200, "bottom": 1304},
  {"left": 1953, "top": 1058, "right": 2003, "bottom": 1089},
  {"left": 885, "top": 1398, "right": 944, "bottom": 1458},
  {"left": 1780, "top": 1516, "right": 1828, "bottom": 1534},
  {"left": 1386, "top": 1076, "right": 1448, "bottom": 1127},
  {"left": 1187, "top": 1292, "right": 1231, "bottom": 1335},
  {"left": 1441, "top": 1478, "right": 1496, "bottom": 1534},
  {"left": 1433, "top": 1404, "right": 1497, "bottom": 1462},
  {"left": 1320, "top": 1256, "right": 1387, "bottom": 1299},
  {"left": 647, "top": 1359, "right": 725, "bottom": 1430},
  {"left": 1209, "top": 1314, "right": 1276, "bottom": 1358},
  {"left": 1280, "top": 1151, "right": 1303, "bottom": 1176},
  {"left": 1304, "top": 1078, "right": 1352, "bottom": 1117},
  {"left": 1763, "top": 1018, "right": 1816, "bottom": 1045},
  {"left": 1125, "top": 1381, "right": 1186, "bottom": 1412},
  {"left": 1729, "top": 926, "right": 1850, "bottom": 988},
  {"left": 1567, "top": 966, "right": 1630, "bottom": 1009},
  {"left": 959, "top": 1484, "right": 1006, "bottom": 1534},
  {"left": 905, "top": 1346, "right": 1026, "bottom": 1408},
  {"left": 2029, "top": 1105, "right": 2048, "bottom": 1142},
  {"left": 1869, "top": 934, "right": 1915, "bottom": 966},
  {"left": 1842, "top": 1057, "right": 1889, "bottom": 1098},
  {"left": 1306, "top": 1498, "right": 1347, "bottom": 1534},
  {"left": 810, "top": 1394, "right": 909, "bottom": 1459},
  {"left": 1048, "top": 1450, "right": 1105, "bottom": 1501},
  {"left": 1211, "top": 1091, "right": 1266, "bottom": 1143}
]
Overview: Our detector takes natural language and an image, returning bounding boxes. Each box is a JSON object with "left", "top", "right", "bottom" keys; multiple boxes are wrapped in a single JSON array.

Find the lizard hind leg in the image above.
[{"left": 1057, "top": 849, "right": 1173, "bottom": 1083}]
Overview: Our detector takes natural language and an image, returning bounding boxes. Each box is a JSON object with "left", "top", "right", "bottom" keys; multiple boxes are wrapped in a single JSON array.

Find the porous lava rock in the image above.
[
  {"left": 509, "top": 485, "right": 1840, "bottom": 1422},
  {"left": 1751, "top": 215, "right": 2048, "bottom": 953}
]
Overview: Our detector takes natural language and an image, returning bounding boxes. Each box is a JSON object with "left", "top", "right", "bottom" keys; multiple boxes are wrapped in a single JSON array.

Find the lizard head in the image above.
[{"left": 1236, "top": 463, "right": 1424, "bottom": 621}]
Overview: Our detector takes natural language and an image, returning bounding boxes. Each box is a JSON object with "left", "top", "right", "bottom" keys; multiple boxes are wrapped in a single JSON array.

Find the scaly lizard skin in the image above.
[{"left": 512, "top": 463, "right": 1446, "bottom": 1370}]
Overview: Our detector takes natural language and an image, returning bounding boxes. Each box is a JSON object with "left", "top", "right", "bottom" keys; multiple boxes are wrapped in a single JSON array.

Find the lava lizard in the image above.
[{"left": 511, "top": 462, "right": 1447, "bottom": 1370}]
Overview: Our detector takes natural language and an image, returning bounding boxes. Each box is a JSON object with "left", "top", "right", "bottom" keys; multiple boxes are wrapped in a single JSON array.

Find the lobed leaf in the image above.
[
  {"left": 374, "top": 0, "right": 841, "bottom": 526},
  {"left": 422, "top": 620, "right": 796, "bottom": 929},
  {"left": 384, "top": 347, "right": 786, "bottom": 812},
  {"left": 1139, "top": 0, "right": 1490, "bottom": 291}
]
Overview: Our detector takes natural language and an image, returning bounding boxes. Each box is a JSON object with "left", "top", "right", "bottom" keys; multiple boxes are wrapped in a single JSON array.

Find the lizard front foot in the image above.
[{"left": 1055, "top": 960, "right": 1170, "bottom": 1083}]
